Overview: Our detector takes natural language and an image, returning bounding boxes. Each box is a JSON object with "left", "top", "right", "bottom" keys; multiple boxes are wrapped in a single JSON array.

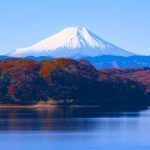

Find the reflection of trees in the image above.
[{"left": 0, "top": 106, "right": 148, "bottom": 131}]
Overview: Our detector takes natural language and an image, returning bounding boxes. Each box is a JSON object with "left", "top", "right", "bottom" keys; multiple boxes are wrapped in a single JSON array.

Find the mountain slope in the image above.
[{"left": 9, "top": 27, "right": 134, "bottom": 57}]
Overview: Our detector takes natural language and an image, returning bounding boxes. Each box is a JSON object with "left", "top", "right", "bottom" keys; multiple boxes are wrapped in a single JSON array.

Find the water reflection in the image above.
[{"left": 0, "top": 106, "right": 148, "bottom": 131}]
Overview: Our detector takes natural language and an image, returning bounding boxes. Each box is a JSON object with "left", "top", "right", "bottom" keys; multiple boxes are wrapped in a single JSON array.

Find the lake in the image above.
[{"left": 0, "top": 106, "right": 150, "bottom": 150}]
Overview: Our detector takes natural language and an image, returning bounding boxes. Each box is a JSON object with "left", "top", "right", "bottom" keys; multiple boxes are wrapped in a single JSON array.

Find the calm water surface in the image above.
[{"left": 0, "top": 106, "right": 150, "bottom": 150}]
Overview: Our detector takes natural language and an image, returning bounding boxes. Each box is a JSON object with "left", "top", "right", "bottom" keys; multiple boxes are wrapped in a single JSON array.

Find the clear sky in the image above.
[{"left": 0, "top": 0, "right": 150, "bottom": 55}]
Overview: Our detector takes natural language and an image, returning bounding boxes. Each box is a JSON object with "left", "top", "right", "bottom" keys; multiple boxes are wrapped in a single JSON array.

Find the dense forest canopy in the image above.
[{"left": 0, "top": 58, "right": 149, "bottom": 105}]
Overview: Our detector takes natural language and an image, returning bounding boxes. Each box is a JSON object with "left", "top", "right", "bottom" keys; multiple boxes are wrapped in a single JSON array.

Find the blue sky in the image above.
[{"left": 0, "top": 0, "right": 150, "bottom": 55}]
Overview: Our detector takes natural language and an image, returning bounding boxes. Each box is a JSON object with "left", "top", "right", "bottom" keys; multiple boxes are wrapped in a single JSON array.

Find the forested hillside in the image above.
[{"left": 0, "top": 58, "right": 149, "bottom": 105}]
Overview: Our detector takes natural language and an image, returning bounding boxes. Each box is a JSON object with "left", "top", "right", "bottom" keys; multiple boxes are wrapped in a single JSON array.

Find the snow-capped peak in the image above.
[{"left": 9, "top": 27, "right": 134, "bottom": 57}]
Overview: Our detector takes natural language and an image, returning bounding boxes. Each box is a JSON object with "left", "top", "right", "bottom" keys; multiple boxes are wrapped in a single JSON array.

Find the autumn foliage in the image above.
[{"left": 0, "top": 58, "right": 149, "bottom": 105}]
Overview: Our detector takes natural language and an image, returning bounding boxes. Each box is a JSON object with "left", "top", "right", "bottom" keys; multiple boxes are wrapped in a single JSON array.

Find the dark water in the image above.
[{"left": 0, "top": 106, "right": 150, "bottom": 150}]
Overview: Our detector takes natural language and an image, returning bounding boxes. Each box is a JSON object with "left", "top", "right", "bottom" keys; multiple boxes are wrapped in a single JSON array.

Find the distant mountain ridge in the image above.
[
  {"left": 1, "top": 55, "right": 150, "bottom": 69},
  {"left": 8, "top": 27, "right": 134, "bottom": 57},
  {"left": 84, "top": 55, "right": 150, "bottom": 69},
  {"left": 0, "top": 55, "right": 10, "bottom": 60}
]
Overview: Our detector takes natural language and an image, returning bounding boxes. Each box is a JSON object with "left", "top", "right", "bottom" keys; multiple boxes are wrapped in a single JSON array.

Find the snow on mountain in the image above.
[{"left": 9, "top": 27, "right": 134, "bottom": 57}]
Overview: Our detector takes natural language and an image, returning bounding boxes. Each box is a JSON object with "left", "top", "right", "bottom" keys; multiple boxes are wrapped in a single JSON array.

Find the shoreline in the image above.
[
  {"left": 0, "top": 104, "right": 61, "bottom": 109},
  {"left": 0, "top": 104, "right": 102, "bottom": 109},
  {"left": 0, "top": 103, "right": 148, "bottom": 109}
]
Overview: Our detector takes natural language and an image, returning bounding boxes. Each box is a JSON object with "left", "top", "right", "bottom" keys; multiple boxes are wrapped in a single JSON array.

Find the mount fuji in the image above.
[{"left": 9, "top": 27, "right": 135, "bottom": 57}]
